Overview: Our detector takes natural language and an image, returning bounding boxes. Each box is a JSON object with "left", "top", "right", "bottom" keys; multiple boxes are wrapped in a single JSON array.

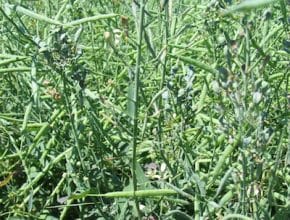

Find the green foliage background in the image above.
[{"left": 0, "top": 0, "right": 289, "bottom": 219}]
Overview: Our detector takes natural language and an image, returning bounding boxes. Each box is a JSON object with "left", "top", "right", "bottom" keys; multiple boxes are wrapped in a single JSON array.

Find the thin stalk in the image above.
[
  {"left": 63, "top": 14, "right": 118, "bottom": 27},
  {"left": 242, "top": 21, "right": 251, "bottom": 215},
  {"left": 156, "top": 0, "right": 176, "bottom": 181},
  {"left": 195, "top": 161, "right": 200, "bottom": 220},
  {"left": 132, "top": 1, "right": 145, "bottom": 218}
]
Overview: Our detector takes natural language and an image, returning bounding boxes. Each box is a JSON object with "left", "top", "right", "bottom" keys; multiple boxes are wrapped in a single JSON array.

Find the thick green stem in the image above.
[{"left": 132, "top": 1, "right": 145, "bottom": 218}]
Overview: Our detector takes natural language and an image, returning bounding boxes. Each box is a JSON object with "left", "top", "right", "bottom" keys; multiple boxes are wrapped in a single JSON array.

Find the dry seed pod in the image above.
[
  {"left": 47, "top": 88, "right": 61, "bottom": 100},
  {"left": 113, "top": 29, "right": 122, "bottom": 45},
  {"left": 104, "top": 31, "right": 112, "bottom": 43},
  {"left": 120, "top": 15, "right": 129, "bottom": 38},
  {"left": 43, "top": 79, "right": 51, "bottom": 87}
]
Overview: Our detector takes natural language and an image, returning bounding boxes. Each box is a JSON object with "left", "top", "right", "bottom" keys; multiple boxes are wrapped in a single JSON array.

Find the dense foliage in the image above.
[{"left": 0, "top": 0, "right": 289, "bottom": 219}]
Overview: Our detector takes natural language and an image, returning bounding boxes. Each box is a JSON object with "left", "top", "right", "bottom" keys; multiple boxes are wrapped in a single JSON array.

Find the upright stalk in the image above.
[
  {"left": 132, "top": 0, "right": 145, "bottom": 218},
  {"left": 157, "top": 0, "right": 175, "bottom": 177}
]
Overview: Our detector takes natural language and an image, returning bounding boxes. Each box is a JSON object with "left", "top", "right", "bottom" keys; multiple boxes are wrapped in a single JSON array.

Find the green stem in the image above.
[{"left": 132, "top": 1, "right": 145, "bottom": 218}]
